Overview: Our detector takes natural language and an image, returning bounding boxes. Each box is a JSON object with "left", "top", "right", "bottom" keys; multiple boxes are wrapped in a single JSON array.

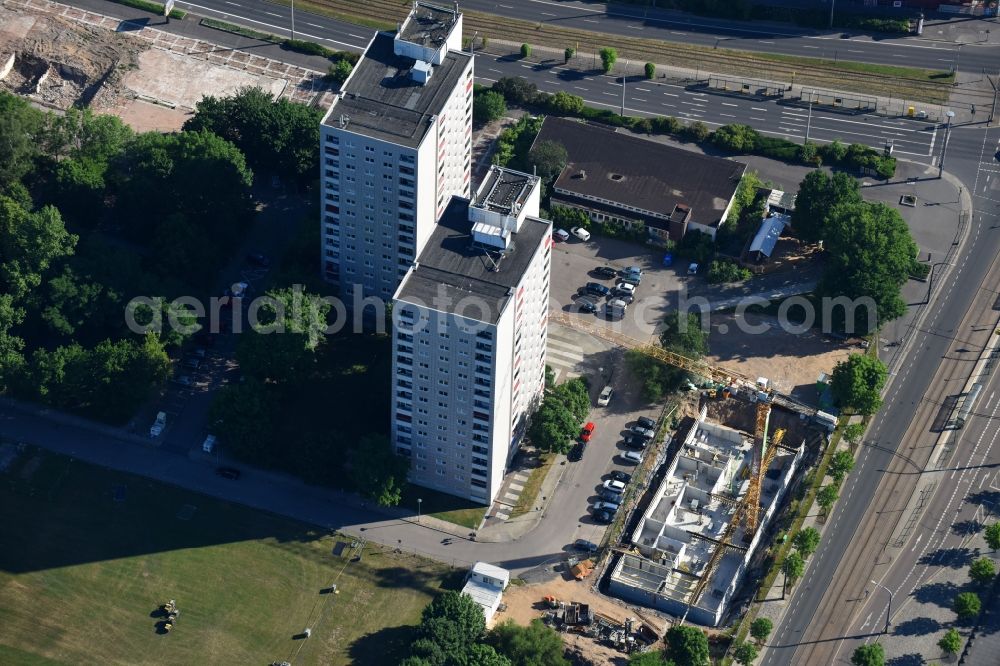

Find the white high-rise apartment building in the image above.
[
  {"left": 391, "top": 167, "right": 552, "bottom": 504},
  {"left": 319, "top": 3, "right": 473, "bottom": 301}
]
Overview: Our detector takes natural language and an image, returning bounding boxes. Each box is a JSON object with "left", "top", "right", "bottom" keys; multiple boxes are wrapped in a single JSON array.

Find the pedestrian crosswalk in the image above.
[{"left": 546, "top": 327, "right": 587, "bottom": 384}]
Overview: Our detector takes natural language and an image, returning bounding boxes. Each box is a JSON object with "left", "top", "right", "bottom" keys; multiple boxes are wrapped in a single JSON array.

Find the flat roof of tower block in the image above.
[
  {"left": 395, "top": 196, "right": 551, "bottom": 324},
  {"left": 322, "top": 32, "right": 471, "bottom": 148},
  {"left": 471, "top": 166, "right": 539, "bottom": 216},
  {"left": 535, "top": 116, "right": 746, "bottom": 228},
  {"left": 399, "top": 2, "right": 459, "bottom": 47}
]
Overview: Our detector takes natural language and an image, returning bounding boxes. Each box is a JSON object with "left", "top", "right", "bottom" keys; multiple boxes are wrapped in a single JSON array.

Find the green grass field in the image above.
[{"left": 0, "top": 449, "right": 458, "bottom": 665}]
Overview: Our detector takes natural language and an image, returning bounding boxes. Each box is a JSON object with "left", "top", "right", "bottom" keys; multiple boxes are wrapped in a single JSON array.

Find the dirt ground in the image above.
[
  {"left": 497, "top": 578, "right": 665, "bottom": 665},
  {"left": 105, "top": 97, "right": 191, "bottom": 132},
  {"left": 123, "top": 48, "right": 286, "bottom": 110},
  {"left": 1, "top": 3, "right": 324, "bottom": 132},
  {"left": 707, "top": 312, "right": 855, "bottom": 402}
]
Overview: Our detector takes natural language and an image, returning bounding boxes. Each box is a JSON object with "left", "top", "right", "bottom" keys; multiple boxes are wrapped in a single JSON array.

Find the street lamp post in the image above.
[
  {"left": 939, "top": 110, "right": 955, "bottom": 178},
  {"left": 290, "top": 0, "right": 296, "bottom": 42},
  {"left": 805, "top": 97, "right": 814, "bottom": 144},
  {"left": 621, "top": 58, "right": 630, "bottom": 117},
  {"left": 870, "top": 580, "right": 893, "bottom": 635},
  {"left": 828, "top": 0, "right": 836, "bottom": 29},
  {"left": 417, "top": 498, "right": 423, "bottom": 522}
]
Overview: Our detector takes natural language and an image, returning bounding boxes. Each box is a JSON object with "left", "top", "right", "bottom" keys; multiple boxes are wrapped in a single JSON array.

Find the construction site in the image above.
[
  {"left": 609, "top": 400, "right": 804, "bottom": 627},
  {"left": 0, "top": 0, "right": 331, "bottom": 131}
]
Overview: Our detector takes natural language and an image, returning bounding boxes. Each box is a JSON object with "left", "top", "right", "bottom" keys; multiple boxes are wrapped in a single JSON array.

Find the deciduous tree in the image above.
[
  {"left": 782, "top": 551, "right": 805, "bottom": 586},
  {"left": 664, "top": 625, "right": 709, "bottom": 666},
  {"left": 938, "top": 627, "right": 962, "bottom": 656},
  {"left": 599, "top": 47, "right": 618, "bottom": 73},
  {"left": 733, "top": 641, "right": 759, "bottom": 665},
  {"left": 831, "top": 354, "right": 887, "bottom": 415},
  {"left": 851, "top": 644, "right": 884, "bottom": 666},
  {"left": 793, "top": 527, "right": 821, "bottom": 558},
  {"left": 474, "top": 90, "right": 507, "bottom": 123},
  {"left": 986, "top": 522, "right": 1000, "bottom": 552},
  {"left": 750, "top": 617, "right": 773, "bottom": 645},
  {"left": 954, "top": 591, "right": 981, "bottom": 620},
  {"left": 489, "top": 619, "right": 568, "bottom": 666},
  {"left": 528, "top": 140, "right": 568, "bottom": 181}
]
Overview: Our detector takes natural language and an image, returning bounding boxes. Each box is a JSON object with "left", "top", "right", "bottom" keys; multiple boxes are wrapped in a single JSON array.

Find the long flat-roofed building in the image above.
[
  {"left": 391, "top": 166, "right": 551, "bottom": 504},
  {"left": 320, "top": 2, "right": 473, "bottom": 300}
]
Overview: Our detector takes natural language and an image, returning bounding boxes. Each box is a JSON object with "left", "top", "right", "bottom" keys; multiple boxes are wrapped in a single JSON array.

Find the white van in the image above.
[
  {"left": 571, "top": 227, "right": 591, "bottom": 242},
  {"left": 553, "top": 228, "right": 570, "bottom": 242},
  {"left": 202, "top": 434, "right": 217, "bottom": 453}
]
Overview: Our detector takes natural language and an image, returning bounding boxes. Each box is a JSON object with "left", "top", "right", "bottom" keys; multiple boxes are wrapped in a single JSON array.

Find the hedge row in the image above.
[
  {"left": 486, "top": 78, "right": 897, "bottom": 178},
  {"left": 110, "top": 0, "right": 186, "bottom": 19},
  {"left": 199, "top": 18, "right": 359, "bottom": 63}
]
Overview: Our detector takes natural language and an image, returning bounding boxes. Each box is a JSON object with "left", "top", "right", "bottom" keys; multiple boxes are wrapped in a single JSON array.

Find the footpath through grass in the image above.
[{"left": 0, "top": 449, "right": 456, "bottom": 666}]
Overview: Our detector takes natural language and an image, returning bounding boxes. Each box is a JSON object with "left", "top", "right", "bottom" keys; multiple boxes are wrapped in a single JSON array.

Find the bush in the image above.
[
  {"left": 564, "top": 47, "right": 575, "bottom": 62},
  {"left": 473, "top": 90, "right": 507, "bottom": 123},
  {"left": 599, "top": 47, "right": 618, "bottom": 73},
  {"left": 644, "top": 62, "right": 655, "bottom": 79},
  {"left": 706, "top": 260, "right": 751, "bottom": 284},
  {"left": 713, "top": 123, "right": 759, "bottom": 152},
  {"left": 111, "top": 0, "right": 186, "bottom": 18},
  {"left": 520, "top": 43, "right": 532, "bottom": 58},
  {"left": 685, "top": 121, "right": 711, "bottom": 142},
  {"left": 492, "top": 77, "right": 538, "bottom": 105},
  {"left": 326, "top": 59, "right": 353, "bottom": 85},
  {"left": 651, "top": 116, "right": 682, "bottom": 135},
  {"left": 954, "top": 591, "right": 982, "bottom": 620},
  {"left": 283, "top": 38, "right": 334, "bottom": 58}
]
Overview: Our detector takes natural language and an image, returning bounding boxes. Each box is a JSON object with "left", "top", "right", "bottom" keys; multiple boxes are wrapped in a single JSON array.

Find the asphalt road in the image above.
[
  {"left": 163, "top": 0, "right": 942, "bottom": 162},
  {"left": 30, "top": 0, "right": 1000, "bottom": 652},
  {"left": 458, "top": 0, "right": 999, "bottom": 74},
  {"left": 760, "top": 126, "right": 1000, "bottom": 665}
]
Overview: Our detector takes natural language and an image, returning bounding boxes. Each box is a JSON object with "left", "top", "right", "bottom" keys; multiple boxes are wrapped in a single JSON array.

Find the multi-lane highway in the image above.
[
  {"left": 166, "top": 0, "right": 941, "bottom": 162},
  {"left": 458, "top": 0, "right": 994, "bottom": 73},
  {"left": 761, "top": 125, "right": 1000, "bottom": 665}
]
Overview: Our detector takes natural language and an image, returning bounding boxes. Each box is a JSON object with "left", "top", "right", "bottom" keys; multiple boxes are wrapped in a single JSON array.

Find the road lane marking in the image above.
[
  {"left": 225, "top": 1, "right": 240, "bottom": 5},
  {"left": 264, "top": 11, "right": 280, "bottom": 16},
  {"left": 635, "top": 87, "right": 651, "bottom": 92},
  {"left": 348, "top": 33, "right": 365, "bottom": 39},
  {"left": 602, "top": 92, "right": 616, "bottom": 96},
  {"left": 306, "top": 22, "right": 323, "bottom": 28},
  {"left": 721, "top": 102, "right": 737, "bottom": 107},
  {"left": 759, "top": 40, "right": 774, "bottom": 44},
  {"left": 633, "top": 97, "right": 647, "bottom": 102},
  {"left": 489, "top": 68, "right": 502, "bottom": 74},
  {"left": 751, "top": 107, "right": 767, "bottom": 111},
  {"left": 750, "top": 117, "right": 766, "bottom": 121},
  {"left": 573, "top": 86, "right": 589, "bottom": 91},
  {"left": 720, "top": 113, "right": 735, "bottom": 118},
  {"left": 584, "top": 19, "right": 598, "bottom": 23}
]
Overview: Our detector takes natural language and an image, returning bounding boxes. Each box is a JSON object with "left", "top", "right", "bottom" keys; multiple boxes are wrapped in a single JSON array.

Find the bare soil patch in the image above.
[{"left": 708, "top": 312, "right": 853, "bottom": 402}]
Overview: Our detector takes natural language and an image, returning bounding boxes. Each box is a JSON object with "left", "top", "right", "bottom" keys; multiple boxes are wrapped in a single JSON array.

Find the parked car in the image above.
[
  {"left": 571, "top": 227, "right": 591, "bottom": 242},
  {"left": 202, "top": 434, "right": 217, "bottom": 453},
  {"left": 574, "top": 539, "right": 599, "bottom": 553},
  {"left": 623, "top": 435, "right": 647, "bottom": 449},
  {"left": 592, "top": 500, "right": 619, "bottom": 514},
  {"left": 247, "top": 252, "right": 270, "bottom": 267},
  {"left": 215, "top": 466, "right": 241, "bottom": 480},
  {"left": 600, "top": 488, "right": 623, "bottom": 502},
  {"left": 594, "top": 510, "right": 614, "bottom": 524},
  {"left": 637, "top": 416, "right": 657, "bottom": 429},
  {"left": 614, "top": 282, "right": 636, "bottom": 298},
  {"left": 182, "top": 357, "right": 201, "bottom": 370},
  {"left": 597, "top": 385, "right": 613, "bottom": 407},
  {"left": 593, "top": 266, "right": 618, "bottom": 280},
  {"left": 603, "top": 479, "right": 627, "bottom": 493},
  {"left": 576, "top": 297, "right": 598, "bottom": 313},
  {"left": 172, "top": 374, "right": 194, "bottom": 387},
  {"left": 610, "top": 470, "right": 632, "bottom": 484},
  {"left": 629, "top": 425, "right": 655, "bottom": 439},
  {"left": 583, "top": 282, "right": 611, "bottom": 297},
  {"left": 568, "top": 442, "right": 584, "bottom": 462},
  {"left": 149, "top": 411, "right": 167, "bottom": 438},
  {"left": 189, "top": 348, "right": 207, "bottom": 359},
  {"left": 621, "top": 266, "right": 643, "bottom": 282},
  {"left": 554, "top": 228, "right": 571, "bottom": 242},
  {"left": 580, "top": 422, "right": 596, "bottom": 442},
  {"left": 622, "top": 450, "right": 643, "bottom": 465}
]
